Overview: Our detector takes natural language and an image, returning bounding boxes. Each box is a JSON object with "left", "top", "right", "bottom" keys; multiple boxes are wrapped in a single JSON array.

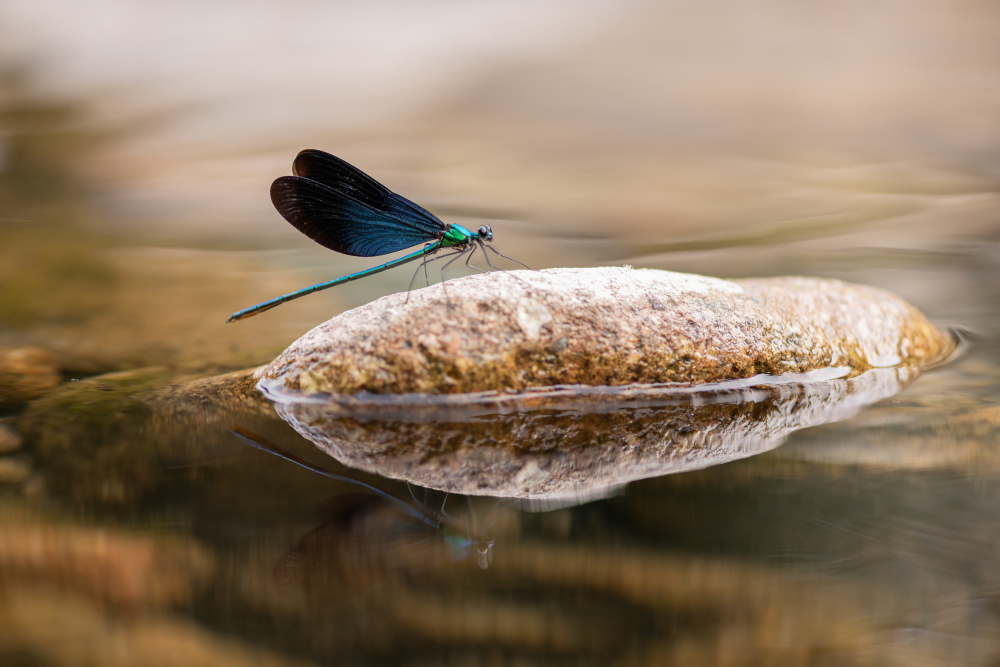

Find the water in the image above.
[{"left": 1, "top": 2, "right": 999, "bottom": 665}]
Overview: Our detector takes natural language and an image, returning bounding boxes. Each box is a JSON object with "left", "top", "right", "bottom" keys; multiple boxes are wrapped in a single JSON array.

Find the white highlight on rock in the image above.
[{"left": 516, "top": 299, "right": 552, "bottom": 341}]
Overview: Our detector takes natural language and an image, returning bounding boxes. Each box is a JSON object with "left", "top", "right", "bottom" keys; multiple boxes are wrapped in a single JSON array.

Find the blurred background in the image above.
[
  {"left": 2, "top": 1, "right": 1000, "bottom": 665},
  {"left": 2, "top": 0, "right": 997, "bottom": 370}
]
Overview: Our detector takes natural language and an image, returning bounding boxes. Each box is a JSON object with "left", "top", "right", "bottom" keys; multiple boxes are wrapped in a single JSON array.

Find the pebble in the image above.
[
  {"left": 0, "top": 424, "right": 23, "bottom": 453},
  {"left": 0, "top": 347, "right": 61, "bottom": 407},
  {"left": 0, "top": 458, "right": 32, "bottom": 484}
]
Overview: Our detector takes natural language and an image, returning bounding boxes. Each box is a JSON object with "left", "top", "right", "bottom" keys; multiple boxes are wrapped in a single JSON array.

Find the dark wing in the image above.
[
  {"left": 270, "top": 149, "right": 445, "bottom": 257},
  {"left": 292, "top": 150, "right": 392, "bottom": 205}
]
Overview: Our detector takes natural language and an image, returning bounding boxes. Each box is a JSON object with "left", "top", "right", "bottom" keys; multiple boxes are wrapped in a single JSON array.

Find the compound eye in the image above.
[{"left": 477, "top": 225, "right": 493, "bottom": 241}]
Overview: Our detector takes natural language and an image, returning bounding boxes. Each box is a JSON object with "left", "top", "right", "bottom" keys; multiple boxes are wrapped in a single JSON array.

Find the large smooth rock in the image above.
[{"left": 259, "top": 267, "right": 953, "bottom": 395}]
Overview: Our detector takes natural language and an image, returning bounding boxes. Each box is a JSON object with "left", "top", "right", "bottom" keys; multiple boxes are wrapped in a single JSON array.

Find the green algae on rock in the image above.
[
  {"left": 19, "top": 368, "right": 268, "bottom": 506},
  {"left": 258, "top": 267, "right": 954, "bottom": 396}
]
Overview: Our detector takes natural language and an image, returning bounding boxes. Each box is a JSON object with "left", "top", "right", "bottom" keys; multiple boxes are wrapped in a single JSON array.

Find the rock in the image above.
[
  {"left": 0, "top": 423, "right": 23, "bottom": 453},
  {"left": 19, "top": 368, "right": 270, "bottom": 506},
  {"left": 19, "top": 368, "right": 168, "bottom": 506},
  {"left": 259, "top": 268, "right": 954, "bottom": 396},
  {"left": 0, "top": 346, "right": 61, "bottom": 407}
]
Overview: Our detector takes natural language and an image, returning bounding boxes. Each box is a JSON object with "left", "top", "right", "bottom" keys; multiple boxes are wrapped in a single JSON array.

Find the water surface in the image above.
[{"left": 1, "top": 2, "right": 999, "bottom": 665}]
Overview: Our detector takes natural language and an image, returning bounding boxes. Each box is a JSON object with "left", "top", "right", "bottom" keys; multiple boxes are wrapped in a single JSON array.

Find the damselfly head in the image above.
[{"left": 477, "top": 225, "right": 493, "bottom": 242}]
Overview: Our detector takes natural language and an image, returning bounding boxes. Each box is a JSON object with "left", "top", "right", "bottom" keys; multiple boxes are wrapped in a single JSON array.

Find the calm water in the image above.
[{"left": 2, "top": 2, "right": 1000, "bottom": 665}]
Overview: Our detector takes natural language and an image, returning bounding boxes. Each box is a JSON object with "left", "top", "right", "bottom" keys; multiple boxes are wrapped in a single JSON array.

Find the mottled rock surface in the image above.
[{"left": 260, "top": 268, "right": 953, "bottom": 395}]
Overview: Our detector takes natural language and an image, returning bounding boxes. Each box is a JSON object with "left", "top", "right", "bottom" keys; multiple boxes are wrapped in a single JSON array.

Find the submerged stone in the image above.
[
  {"left": 20, "top": 368, "right": 267, "bottom": 506},
  {"left": 0, "top": 423, "right": 23, "bottom": 453},
  {"left": 259, "top": 267, "right": 953, "bottom": 395},
  {"left": 0, "top": 458, "right": 32, "bottom": 484},
  {"left": 0, "top": 347, "right": 61, "bottom": 408}
]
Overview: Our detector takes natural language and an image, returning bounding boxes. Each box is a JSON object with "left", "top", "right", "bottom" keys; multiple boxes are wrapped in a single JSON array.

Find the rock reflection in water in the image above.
[{"left": 264, "top": 367, "right": 916, "bottom": 504}]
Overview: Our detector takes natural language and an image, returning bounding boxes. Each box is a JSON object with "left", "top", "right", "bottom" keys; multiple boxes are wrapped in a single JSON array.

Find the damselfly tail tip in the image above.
[
  {"left": 226, "top": 310, "right": 254, "bottom": 323},
  {"left": 227, "top": 301, "right": 278, "bottom": 323}
]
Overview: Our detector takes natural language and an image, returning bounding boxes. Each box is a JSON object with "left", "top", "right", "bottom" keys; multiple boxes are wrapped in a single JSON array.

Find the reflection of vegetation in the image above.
[{"left": 0, "top": 69, "right": 117, "bottom": 326}]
